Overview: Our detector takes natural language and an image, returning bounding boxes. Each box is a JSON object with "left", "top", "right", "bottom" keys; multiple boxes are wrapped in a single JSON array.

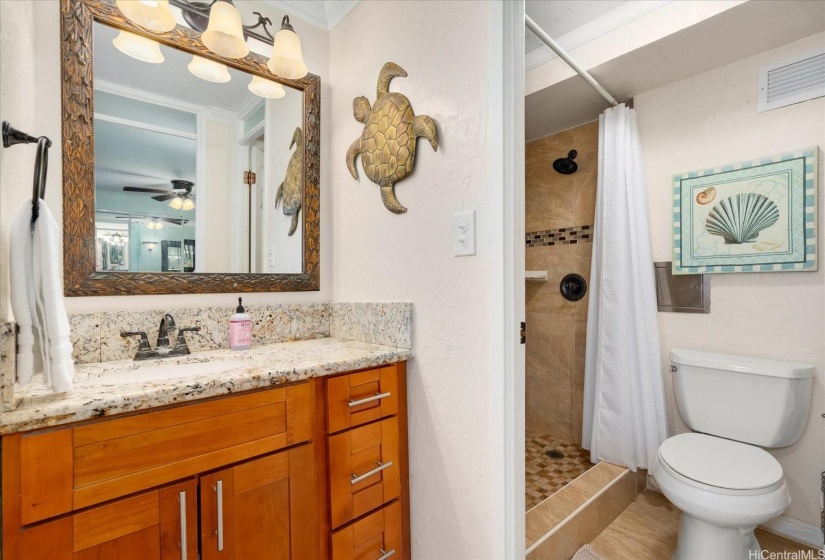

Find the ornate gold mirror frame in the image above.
[{"left": 60, "top": 0, "right": 320, "bottom": 296}]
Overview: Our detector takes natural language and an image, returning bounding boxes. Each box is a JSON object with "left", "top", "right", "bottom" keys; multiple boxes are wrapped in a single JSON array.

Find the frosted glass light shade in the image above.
[
  {"left": 248, "top": 75, "right": 285, "bottom": 99},
  {"left": 181, "top": 198, "right": 195, "bottom": 211},
  {"left": 267, "top": 18, "right": 307, "bottom": 79},
  {"left": 201, "top": 1, "right": 249, "bottom": 59},
  {"left": 146, "top": 219, "right": 164, "bottom": 230},
  {"left": 188, "top": 55, "right": 231, "bottom": 83},
  {"left": 169, "top": 197, "right": 183, "bottom": 210},
  {"left": 116, "top": 0, "right": 176, "bottom": 32},
  {"left": 113, "top": 30, "right": 164, "bottom": 63}
]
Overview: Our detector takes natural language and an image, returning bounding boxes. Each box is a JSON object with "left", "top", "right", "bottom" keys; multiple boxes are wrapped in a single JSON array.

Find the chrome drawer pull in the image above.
[
  {"left": 351, "top": 460, "right": 393, "bottom": 485},
  {"left": 348, "top": 392, "right": 392, "bottom": 407},
  {"left": 179, "top": 491, "right": 188, "bottom": 560},
  {"left": 215, "top": 480, "right": 224, "bottom": 552},
  {"left": 377, "top": 548, "right": 396, "bottom": 560}
]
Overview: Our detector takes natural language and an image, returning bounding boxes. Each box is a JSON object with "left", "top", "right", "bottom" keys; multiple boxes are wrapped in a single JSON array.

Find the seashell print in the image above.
[
  {"left": 705, "top": 193, "right": 780, "bottom": 245},
  {"left": 696, "top": 187, "right": 716, "bottom": 205}
]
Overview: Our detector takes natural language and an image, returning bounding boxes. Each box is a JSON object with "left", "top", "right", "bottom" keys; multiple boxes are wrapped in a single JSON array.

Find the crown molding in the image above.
[
  {"left": 264, "top": 0, "right": 360, "bottom": 31},
  {"left": 526, "top": 0, "right": 672, "bottom": 71},
  {"left": 325, "top": 0, "right": 359, "bottom": 30},
  {"left": 265, "top": 0, "right": 328, "bottom": 30}
]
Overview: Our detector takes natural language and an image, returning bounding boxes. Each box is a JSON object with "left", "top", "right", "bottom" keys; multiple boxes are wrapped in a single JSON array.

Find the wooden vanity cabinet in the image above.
[
  {"left": 18, "top": 479, "right": 198, "bottom": 560},
  {"left": 200, "top": 444, "right": 318, "bottom": 560},
  {"left": 1, "top": 361, "right": 410, "bottom": 560}
]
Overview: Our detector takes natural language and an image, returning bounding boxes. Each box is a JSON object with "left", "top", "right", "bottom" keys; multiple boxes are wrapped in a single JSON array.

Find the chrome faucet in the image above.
[{"left": 121, "top": 314, "right": 201, "bottom": 361}]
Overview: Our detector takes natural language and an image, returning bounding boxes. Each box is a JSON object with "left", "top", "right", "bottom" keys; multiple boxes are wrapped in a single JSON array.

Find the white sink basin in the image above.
[{"left": 82, "top": 359, "right": 249, "bottom": 385}]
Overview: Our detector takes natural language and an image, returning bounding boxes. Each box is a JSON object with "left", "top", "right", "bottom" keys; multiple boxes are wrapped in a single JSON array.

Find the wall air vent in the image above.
[{"left": 758, "top": 47, "right": 825, "bottom": 113}]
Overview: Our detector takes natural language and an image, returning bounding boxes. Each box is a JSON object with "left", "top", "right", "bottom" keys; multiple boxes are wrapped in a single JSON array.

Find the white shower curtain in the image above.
[{"left": 581, "top": 103, "right": 668, "bottom": 470}]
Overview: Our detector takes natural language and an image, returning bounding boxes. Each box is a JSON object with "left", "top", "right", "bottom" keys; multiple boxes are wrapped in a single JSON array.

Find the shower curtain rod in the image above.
[{"left": 525, "top": 14, "right": 619, "bottom": 107}]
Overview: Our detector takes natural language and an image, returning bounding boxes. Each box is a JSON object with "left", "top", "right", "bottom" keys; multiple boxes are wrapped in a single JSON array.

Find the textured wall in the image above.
[
  {"left": 0, "top": 0, "right": 331, "bottom": 317},
  {"left": 525, "top": 122, "right": 598, "bottom": 444},
  {"left": 329, "top": 1, "right": 501, "bottom": 557},
  {"left": 636, "top": 32, "right": 825, "bottom": 527}
]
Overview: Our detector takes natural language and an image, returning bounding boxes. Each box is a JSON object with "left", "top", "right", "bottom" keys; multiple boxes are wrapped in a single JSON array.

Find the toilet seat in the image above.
[{"left": 657, "top": 433, "right": 783, "bottom": 496}]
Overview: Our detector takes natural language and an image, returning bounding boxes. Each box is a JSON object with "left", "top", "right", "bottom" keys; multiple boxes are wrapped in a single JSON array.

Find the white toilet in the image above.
[{"left": 651, "top": 349, "right": 814, "bottom": 560}]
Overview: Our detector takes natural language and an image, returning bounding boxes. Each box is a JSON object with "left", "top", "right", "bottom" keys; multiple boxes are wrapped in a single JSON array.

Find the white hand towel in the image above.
[{"left": 9, "top": 199, "right": 73, "bottom": 392}]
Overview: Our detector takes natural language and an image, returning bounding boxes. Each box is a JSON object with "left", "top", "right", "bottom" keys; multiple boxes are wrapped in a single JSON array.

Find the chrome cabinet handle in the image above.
[
  {"left": 179, "top": 491, "right": 188, "bottom": 560},
  {"left": 377, "top": 549, "right": 396, "bottom": 560},
  {"left": 348, "top": 392, "right": 392, "bottom": 407},
  {"left": 215, "top": 480, "right": 224, "bottom": 552},
  {"left": 351, "top": 460, "right": 393, "bottom": 485}
]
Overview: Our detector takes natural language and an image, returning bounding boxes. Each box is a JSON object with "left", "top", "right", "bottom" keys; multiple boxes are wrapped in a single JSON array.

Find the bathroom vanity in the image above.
[{"left": 0, "top": 339, "right": 412, "bottom": 559}]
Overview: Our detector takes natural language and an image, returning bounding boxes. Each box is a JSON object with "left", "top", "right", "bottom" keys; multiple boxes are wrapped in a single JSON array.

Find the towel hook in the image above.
[{"left": 2, "top": 121, "right": 53, "bottom": 225}]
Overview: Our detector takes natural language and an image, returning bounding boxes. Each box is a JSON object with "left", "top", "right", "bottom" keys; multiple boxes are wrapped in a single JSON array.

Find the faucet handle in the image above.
[
  {"left": 175, "top": 326, "right": 200, "bottom": 355},
  {"left": 121, "top": 331, "right": 152, "bottom": 360}
]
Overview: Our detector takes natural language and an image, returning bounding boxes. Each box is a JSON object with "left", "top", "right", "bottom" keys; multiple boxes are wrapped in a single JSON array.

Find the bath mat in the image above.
[{"left": 572, "top": 544, "right": 608, "bottom": 560}]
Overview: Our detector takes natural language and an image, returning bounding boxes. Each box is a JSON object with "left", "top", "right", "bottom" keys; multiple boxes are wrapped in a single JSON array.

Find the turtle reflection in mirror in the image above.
[
  {"left": 275, "top": 127, "right": 304, "bottom": 236},
  {"left": 346, "top": 62, "right": 439, "bottom": 214}
]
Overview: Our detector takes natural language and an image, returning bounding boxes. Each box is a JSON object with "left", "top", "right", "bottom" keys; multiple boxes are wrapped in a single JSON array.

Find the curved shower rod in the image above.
[{"left": 525, "top": 14, "right": 619, "bottom": 107}]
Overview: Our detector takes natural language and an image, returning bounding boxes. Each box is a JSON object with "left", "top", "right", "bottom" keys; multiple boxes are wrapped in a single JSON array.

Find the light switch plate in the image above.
[{"left": 453, "top": 210, "right": 476, "bottom": 256}]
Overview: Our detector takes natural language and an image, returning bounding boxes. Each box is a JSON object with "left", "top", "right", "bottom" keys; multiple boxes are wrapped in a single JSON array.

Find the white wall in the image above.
[
  {"left": 0, "top": 0, "right": 330, "bottom": 317},
  {"left": 636, "top": 32, "right": 825, "bottom": 527},
  {"left": 329, "top": 1, "right": 504, "bottom": 557},
  {"left": 205, "top": 120, "right": 235, "bottom": 272}
]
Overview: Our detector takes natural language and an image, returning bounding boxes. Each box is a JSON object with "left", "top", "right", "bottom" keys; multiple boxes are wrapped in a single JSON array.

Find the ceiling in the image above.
[
  {"left": 525, "top": 0, "right": 628, "bottom": 53},
  {"left": 525, "top": 0, "right": 825, "bottom": 140}
]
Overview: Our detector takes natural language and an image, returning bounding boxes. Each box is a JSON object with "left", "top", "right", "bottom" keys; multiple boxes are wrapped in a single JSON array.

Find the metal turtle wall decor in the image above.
[
  {"left": 275, "top": 126, "right": 304, "bottom": 236},
  {"left": 346, "top": 62, "right": 439, "bottom": 214}
]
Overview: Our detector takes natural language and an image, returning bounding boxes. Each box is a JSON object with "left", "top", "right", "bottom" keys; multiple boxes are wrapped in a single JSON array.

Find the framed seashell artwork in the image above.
[{"left": 673, "top": 146, "right": 818, "bottom": 274}]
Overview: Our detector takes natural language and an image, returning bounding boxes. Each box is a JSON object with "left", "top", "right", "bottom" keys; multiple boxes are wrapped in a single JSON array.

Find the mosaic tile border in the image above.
[{"left": 526, "top": 225, "right": 594, "bottom": 248}]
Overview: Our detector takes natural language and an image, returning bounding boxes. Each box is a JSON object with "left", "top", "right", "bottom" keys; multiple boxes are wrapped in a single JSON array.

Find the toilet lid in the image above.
[{"left": 658, "top": 433, "right": 783, "bottom": 491}]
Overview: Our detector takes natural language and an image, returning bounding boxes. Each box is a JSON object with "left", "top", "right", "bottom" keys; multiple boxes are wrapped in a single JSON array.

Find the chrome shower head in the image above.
[{"left": 553, "top": 150, "right": 578, "bottom": 174}]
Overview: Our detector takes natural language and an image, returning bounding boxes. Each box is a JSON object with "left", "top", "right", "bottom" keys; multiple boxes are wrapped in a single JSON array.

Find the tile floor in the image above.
[
  {"left": 526, "top": 428, "right": 595, "bottom": 510},
  {"left": 589, "top": 490, "right": 820, "bottom": 559}
]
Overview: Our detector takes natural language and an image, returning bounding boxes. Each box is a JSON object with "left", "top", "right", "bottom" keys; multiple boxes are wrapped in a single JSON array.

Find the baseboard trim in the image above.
[{"left": 760, "top": 515, "right": 824, "bottom": 550}]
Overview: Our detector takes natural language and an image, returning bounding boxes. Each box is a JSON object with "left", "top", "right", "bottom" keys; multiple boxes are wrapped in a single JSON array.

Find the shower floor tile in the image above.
[{"left": 525, "top": 428, "right": 594, "bottom": 511}]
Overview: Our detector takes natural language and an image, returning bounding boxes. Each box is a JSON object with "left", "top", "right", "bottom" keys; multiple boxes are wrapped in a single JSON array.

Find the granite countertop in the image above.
[{"left": 2, "top": 338, "right": 413, "bottom": 434}]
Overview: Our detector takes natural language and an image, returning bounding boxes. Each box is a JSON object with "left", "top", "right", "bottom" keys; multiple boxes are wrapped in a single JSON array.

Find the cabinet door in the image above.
[
  {"left": 17, "top": 479, "right": 197, "bottom": 560},
  {"left": 200, "top": 444, "right": 318, "bottom": 560}
]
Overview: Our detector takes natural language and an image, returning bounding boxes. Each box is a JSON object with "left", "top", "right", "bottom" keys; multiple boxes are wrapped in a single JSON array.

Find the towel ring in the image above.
[{"left": 2, "top": 121, "right": 53, "bottom": 225}]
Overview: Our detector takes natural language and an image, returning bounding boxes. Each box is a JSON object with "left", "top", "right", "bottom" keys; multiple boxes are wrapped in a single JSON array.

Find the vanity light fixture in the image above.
[
  {"left": 187, "top": 55, "right": 231, "bottom": 83},
  {"left": 115, "top": 0, "right": 176, "bottom": 33},
  {"left": 267, "top": 16, "right": 307, "bottom": 79},
  {"left": 201, "top": 1, "right": 249, "bottom": 59},
  {"left": 248, "top": 75, "right": 285, "bottom": 99},
  {"left": 113, "top": 30, "right": 165, "bottom": 63}
]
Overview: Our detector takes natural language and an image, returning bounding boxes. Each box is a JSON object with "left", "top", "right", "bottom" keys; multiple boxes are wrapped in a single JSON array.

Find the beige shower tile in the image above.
[
  {"left": 573, "top": 120, "right": 599, "bottom": 153},
  {"left": 526, "top": 484, "right": 590, "bottom": 541},
  {"left": 526, "top": 377, "right": 574, "bottom": 440},
  {"left": 526, "top": 311, "right": 574, "bottom": 381},
  {"left": 569, "top": 461, "right": 626, "bottom": 496},
  {"left": 572, "top": 384, "right": 584, "bottom": 445}
]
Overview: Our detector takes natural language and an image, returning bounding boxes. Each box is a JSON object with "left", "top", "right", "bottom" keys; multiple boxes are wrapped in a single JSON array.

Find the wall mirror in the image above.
[{"left": 61, "top": 0, "right": 320, "bottom": 296}]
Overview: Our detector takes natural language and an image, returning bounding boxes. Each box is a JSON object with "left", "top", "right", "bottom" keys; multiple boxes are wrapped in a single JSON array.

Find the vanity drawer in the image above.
[
  {"left": 331, "top": 501, "right": 403, "bottom": 560},
  {"left": 11, "top": 382, "right": 313, "bottom": 525},
  {"left": 326, "top": 366, "right": 398, "bottom": 433},
  {"left": 328, "top": 417, "right": 400, "bottom": 528}
]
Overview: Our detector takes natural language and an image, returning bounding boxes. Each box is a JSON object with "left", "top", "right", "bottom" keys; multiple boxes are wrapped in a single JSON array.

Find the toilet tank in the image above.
[{"left": 670, "top": 349, "right": 814, "bottom": 447}]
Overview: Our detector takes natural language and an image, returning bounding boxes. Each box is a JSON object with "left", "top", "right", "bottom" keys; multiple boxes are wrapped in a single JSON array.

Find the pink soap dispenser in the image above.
[{"left": 229, "top": 297, "right": 252, "bottom": 350}]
